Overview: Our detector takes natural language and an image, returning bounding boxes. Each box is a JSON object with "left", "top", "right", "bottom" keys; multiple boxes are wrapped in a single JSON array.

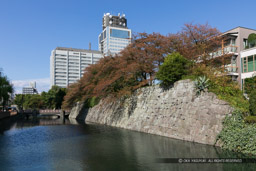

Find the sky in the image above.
[{"left": 1, "top": 0, "right": 256, "bottom": 94}]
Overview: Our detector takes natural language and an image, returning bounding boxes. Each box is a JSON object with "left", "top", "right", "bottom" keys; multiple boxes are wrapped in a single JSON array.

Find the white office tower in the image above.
[
  {"left": 98, "top": 13, "right": 132, "bottom": 55},
  {"left": 50, "top": 47, "right": 103, "bottom": 88}
]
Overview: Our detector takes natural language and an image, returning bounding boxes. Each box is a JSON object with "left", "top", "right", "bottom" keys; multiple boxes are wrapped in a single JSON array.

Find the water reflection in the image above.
[{"left": 0, "top": 117, "right": 255, "bottom": 171}]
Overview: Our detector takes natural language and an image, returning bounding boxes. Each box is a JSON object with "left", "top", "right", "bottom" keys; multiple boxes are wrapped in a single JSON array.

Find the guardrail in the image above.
[{"left": 39, "top": 109, "right": 70, "bottom": 114}]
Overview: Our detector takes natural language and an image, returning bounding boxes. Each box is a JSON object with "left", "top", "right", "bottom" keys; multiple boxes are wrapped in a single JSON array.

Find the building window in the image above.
[
  {"left": 110, "top": 29, "right": 130, "bottom": 39},
  {"left": 243, "top": 39, "right": 248, "bottom": 49}
]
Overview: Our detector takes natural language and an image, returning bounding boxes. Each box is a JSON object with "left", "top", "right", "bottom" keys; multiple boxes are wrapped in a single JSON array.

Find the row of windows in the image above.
[
  {"left": 81, "top": 57, "right": 92, "bottom": 60},
  {"left": 55, "top": 78, "right": 80, "bottom": 81},
  {"left": 55, "top": 64, "right": 91, "bottom": 68},
  {"left": 56, "top": 67, "right": 81, "bottom": 71},
  {"left": 69, "top": 69, "right": 79, "bottom": 72},
  {"left": 55, "top": 61, "right": 66, "bottom": 64},
  {"left": 55, "top": 58, "right": 66, "bottom": 62},
  {"left": 56, "top": 75, "right": 66, "bottom": 78},
  {"left": 109, "top": 48, "right": 122, "bottom": 52},
  {"left": 55, "top": 72, "right": 66, "bottom": 74},
  {"left": 110, "top": 37, "right": 130, "bottom": 42},
  {"left": 56, "top": 65, "right": 66, "bottom": 67},
  {"left": 110, "top": 29, "right": 130, "bottom": 39},
  {"left": 110, "top": 45, "right": 126, "bottom": 48},
  {"left": 55, "top": 57, "right": 66, "bottom": 60},
  {"left": 69, "top": 59, "right": 79, "bottom": 62},
  {"left": 56, "top": 55, "right": 96, "bottom": 59},
  {"left": 110, "top": 41, "right": 130, "bottom": 45},
  {"left": 81, "top": 60, "right": 92, "bottom": 63},
  {"left": 94, "top": 56, "right": 102, "bottom": 59},
  {"left": 55, "top": 54, "right": 67, "bottom": 57},
  {"left": 55, "top": 64, "right": 91, "bottom": 67},
  {"left": 242, "top": 55, "right": 256, "bottom": 73}
]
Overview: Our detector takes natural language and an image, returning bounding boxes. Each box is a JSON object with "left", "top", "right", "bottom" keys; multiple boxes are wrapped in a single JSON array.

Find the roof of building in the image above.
[
  {"left": 55, "top": 47, "right": 102, "bottom": 54},
  {"left": 223, "top": 26, "right": 256, "bottom": 34}
]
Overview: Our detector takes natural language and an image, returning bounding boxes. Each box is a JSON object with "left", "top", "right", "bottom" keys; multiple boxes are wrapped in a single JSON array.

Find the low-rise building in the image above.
[
  {"left": 240, "top": 46, "right": 256, "bottom": 88},
  {"left": 22, "top": 82, "right": 38, "bottom": 94},
  {"left": 219, "top": 27, "right": 256, "bottom": 85}
]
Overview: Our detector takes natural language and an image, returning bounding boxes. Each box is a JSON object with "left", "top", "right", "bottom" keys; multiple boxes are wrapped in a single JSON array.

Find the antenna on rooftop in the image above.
[{"left": 89, "top": 42, "right": 91, "bottom": 50}]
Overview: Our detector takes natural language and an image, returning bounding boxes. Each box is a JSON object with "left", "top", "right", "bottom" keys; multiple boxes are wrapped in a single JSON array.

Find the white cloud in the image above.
[{"left": 11, "top": 78, "right": 51, "bottom": 94}]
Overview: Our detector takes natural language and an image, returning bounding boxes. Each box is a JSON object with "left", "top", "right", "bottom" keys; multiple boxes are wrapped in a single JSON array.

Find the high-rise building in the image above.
[
  {"left": 50, "top": 47, "right": 103, "bottom": 88},
  {"left": 98, "top": 13, "right": 132, "bottom": 55},
  {"left": 50, "top": 13, "right": 132, "bottom": 88}
]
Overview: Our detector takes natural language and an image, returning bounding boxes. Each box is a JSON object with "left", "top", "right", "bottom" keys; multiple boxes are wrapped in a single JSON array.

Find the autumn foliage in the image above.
[{"left": 63, "top": 23, "right": 231, "bottom": 109}]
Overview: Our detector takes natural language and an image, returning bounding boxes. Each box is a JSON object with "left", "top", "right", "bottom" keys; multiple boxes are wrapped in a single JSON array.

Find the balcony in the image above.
[
  {"left": 210, "top": 45, "right": 238, "bottom": 58},
  {"left": 223, "top": 45, "right": 237, "bottom": 54},
  {"left": 225, "top": 65, "right": 238, "bottom": 75}
]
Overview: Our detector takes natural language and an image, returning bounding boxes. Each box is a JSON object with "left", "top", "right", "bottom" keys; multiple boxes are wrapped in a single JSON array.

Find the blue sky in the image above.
[{"left": 1, "top": 0, "right": 256, "bottom": 93}]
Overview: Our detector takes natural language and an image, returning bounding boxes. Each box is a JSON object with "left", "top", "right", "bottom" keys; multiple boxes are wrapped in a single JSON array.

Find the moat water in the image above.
[{"left": 0, "top": 116, "right": 255, "bottom": 171}]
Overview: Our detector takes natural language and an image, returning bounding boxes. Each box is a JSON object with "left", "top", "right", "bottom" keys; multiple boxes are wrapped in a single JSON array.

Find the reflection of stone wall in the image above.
[
  {"left": 69, "top": 102, "right": 88, "bottom": 120},
  {"left": 71, "top": 79, "right": 233, "bottom": 145}
]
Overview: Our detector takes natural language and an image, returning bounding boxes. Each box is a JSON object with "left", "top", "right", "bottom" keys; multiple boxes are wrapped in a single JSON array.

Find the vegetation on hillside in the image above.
[{"left": 217, "top": 110, "right": 256, "bottom": 156}]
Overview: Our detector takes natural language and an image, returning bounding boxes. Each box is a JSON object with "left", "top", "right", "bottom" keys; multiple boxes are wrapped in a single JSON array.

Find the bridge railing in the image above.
[{"left": 39, "top": 109, "right": 70, "bottom": 114}]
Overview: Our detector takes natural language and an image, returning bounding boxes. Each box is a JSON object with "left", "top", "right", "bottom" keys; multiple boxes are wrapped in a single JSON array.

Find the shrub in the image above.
[
  {"left": 156, "top": 52, "right": 190, "bottom": 87},
  {"left": 194, "top": 76, "right": 210, "bottom": 95},
  {"left": 217, "top": 110, "right": 256, "bottom": 155},
  {"left": 249, "top": 90, "right": 256, "bottom": 116},
  {"left": 244, "top": 116, "right": 256, "bottom": 124},
  {"left": 202, "top": 68, "right": 249, "bottom": 113},
  {"left": 87, "top": 96, "right": 100, "bottom": 108},
  {"left": 183, "top": 65, "right": 249, "bottom": 113},
  {"left": 244, "top": 76, "right": 256, "bottom": 95}
]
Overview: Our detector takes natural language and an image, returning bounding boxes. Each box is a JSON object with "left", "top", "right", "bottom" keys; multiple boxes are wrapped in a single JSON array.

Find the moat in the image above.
[{"left": 0, "top": 116, "right": 255, "bottom": 171}]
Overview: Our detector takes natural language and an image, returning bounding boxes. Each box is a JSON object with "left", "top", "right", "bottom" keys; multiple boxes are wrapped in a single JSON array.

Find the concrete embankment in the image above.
[{"left": 69, "top": 79, "right": 233, "bottom": 145}]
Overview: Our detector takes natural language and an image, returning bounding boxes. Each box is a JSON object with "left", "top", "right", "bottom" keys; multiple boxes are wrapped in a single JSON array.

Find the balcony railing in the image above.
[
  {"left": 223, "top": 45, "right": 237, "bottom": 54},
  {"left": 225, "top": 65, "right": 238, "bottom": 73},
  {"left": 211, "top": 45, "right": 238, "bottom": 58}
]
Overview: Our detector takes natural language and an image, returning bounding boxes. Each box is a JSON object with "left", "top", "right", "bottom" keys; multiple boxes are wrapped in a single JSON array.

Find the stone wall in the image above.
[{"left": 69, "top": 79, "right": 233, "bottom": 145}]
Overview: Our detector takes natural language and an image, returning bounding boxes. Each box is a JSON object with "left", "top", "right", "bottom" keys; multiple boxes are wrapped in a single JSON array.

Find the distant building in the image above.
[
  {"left": 22, "top": 82, "right": 38, "bottom": 94},
  {"left": 50, "top": 47, "right": 103, "bottom": 88},
  {"left": 50, "top": 13, "right": 132, "bottom": 87},
  {"left": 98, "top": 13, "right": 132, "bottom": 55}
]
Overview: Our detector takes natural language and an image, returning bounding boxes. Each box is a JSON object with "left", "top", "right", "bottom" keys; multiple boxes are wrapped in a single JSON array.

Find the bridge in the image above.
[{"left": 22, "top": 109, "right": 70, "bottom": 119}]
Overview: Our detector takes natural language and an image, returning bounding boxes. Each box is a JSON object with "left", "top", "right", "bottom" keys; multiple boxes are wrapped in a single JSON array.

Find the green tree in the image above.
[
  {"left": 0, "top": 71, "right": 13, "bottom": 109},
  {"left": 14, "top": 94, "right": 25, "bottom": 110},
  {"left": 249, "top": 90, "right": 256, "bottom": 116},
  {"left": 44, "top": 86, "right": 66, "bottom": 109},
  {"left": 248, "top": 33, "right": 256, "bottom": 48},
  {"left": 244, "top": 76, "right": 256, "bottom": 95},
  {"left": 13, "top": 86, "right": 66, "bottom": 110},
  {"left": 27, "top": 94, "right": 44, "bottom": 109},
  {"left": 156, "top": 52, "right": 190, "bottom": 87}
]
